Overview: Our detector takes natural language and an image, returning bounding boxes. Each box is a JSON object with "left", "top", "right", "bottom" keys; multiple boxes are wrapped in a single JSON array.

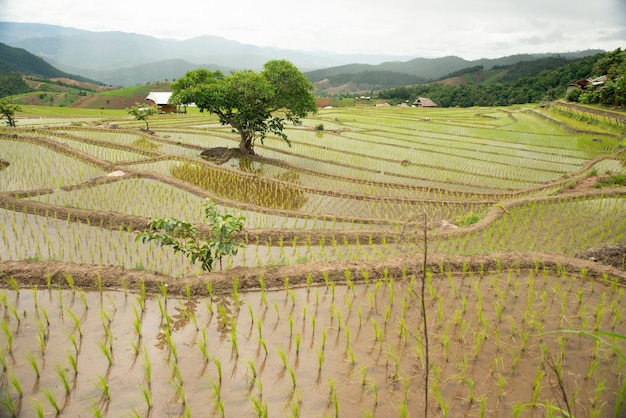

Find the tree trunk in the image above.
[{"left": 239, "top": 131, "right": 255, "bottom": 155}]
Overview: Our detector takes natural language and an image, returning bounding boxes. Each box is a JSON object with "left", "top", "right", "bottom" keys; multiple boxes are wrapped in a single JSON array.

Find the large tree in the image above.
[{"left": 170, "top": 60, "right": 317, "bottom": 155}]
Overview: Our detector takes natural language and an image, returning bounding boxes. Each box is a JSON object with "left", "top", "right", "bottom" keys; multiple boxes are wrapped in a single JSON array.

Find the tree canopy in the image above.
[
  {"left": 170, "top": 60, "right": 317, "bottom": 154},
  {"left": 127, "top": 102, "right": 157, "bottom": 130},
  {"left": 0, "top": 73, "right": 31, "bottom": 98},
  {"left": 0, "top": 98, "right": 21, "bottom": 127},
  {"left": 379, "top": 50, "right": 622, "bottom": 107}
]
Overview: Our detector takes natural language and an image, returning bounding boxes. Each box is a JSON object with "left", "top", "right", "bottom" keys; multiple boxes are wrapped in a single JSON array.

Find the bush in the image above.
[
  {"left": 455, "top": 212, "right": 483, "bottom": 227},
  {"left": 136, "top": 201, "right": 245, "bottom": 272},
  {"left": 595, "top": 174, "right": 626, "bottom": 188}
]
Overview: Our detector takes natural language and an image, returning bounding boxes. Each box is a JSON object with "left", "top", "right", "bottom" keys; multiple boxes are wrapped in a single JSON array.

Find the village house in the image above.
[
  {"left": 413, "top": 97, "right": 438, "bottom": 107},
  {"left": 566, "top": 75, "right": 607, "bottom": 94},
  {"left": 145, "top": 91, "right": 178, "bottom": 113}
]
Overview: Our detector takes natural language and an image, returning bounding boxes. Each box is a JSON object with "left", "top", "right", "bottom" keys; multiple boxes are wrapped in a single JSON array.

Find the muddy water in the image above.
[{"left": 0, "top": 270, "right": 624, "bottom": 417}]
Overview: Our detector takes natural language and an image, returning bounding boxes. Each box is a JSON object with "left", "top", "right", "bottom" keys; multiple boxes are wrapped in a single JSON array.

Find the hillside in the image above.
[
  {"left": 82, "top": 59, "right": 230, "bottom": 87},
  {"left": 378, "top": 50, "right": 626, "bottom": 109},
  {"left": 308, "top": 51, "right": 603, "bottom": 94},
  {"left": 10, "top": 79, "right": 170, "bottom": 109},
  {"left": 0, "top": 42, "right": 99, "bottom": 83},
  {"left": 0, "top": 22, "right": 605, "bottom": 89},
  {"left": 0, "top": 22, "right": 409, "bottom": 86},
  {"left": 432, "top": 56, "right": 577, "bottom": 87}
]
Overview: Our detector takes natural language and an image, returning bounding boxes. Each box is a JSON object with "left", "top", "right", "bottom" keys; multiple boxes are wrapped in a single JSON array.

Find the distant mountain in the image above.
[
  {"left": 0, "top": 42, "right": 99, "bottom": 83},
  {"left": 306, "top": 51, "right": 604, "bottom": 94},
  {"left": 306, "top": 51, "right": 604, "bottom": 83},
  {"left": 59, "top": 58, "right": 231, "bottom": 87},
  {"left": 0, "top": 22, "right": 87, "bottom": 43},
  {"left": 0, "top": 22, "right": 605, "bottom": 90},
  {"left": 0, "top": 22, "right": 410, "bottom": 86}
]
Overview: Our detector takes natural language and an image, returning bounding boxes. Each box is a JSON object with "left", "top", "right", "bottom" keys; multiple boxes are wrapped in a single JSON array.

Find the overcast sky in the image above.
[{"left": 1, "top": 0, "right": 625, "bottom": 59}]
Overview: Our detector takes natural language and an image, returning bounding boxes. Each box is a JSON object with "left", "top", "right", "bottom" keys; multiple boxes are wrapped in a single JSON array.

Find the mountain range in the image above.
[{"left": 0, "top": 22, "right": 604, "bottom": 90}]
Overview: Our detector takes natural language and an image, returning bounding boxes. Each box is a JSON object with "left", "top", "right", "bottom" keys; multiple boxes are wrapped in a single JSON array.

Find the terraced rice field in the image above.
[{"left": 0, "top": 104, "right": 625, "bottom": 417}]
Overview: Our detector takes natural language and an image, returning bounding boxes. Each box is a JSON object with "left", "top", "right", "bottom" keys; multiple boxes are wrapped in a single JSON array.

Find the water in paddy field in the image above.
[{"left": 0, "top": 269, "right": 624, "bottom": 417}]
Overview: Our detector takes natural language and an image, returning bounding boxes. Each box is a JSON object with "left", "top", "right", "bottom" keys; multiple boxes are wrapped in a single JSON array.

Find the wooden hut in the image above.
[
  {"left": 145, "top": 92, "right": 177, "bottom": 113},
  {"left": 413, "top": 97, "right": 437, "bottom": 107}
]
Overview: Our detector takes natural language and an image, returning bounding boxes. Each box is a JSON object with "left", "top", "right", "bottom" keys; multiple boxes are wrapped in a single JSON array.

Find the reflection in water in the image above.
[
  {"left": 2, "top": 271, "right": 622, "bottom": 417},
  {"left": 155, "top": 298, "right": 199, "bottom": 350}
]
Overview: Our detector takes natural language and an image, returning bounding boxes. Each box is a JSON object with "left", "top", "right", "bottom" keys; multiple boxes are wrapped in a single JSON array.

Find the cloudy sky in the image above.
[{"left": 1, "top": 0, "right": 625, "bottom": 59}]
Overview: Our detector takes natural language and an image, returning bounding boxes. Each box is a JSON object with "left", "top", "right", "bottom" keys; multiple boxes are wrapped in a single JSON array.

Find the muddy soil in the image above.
[
  {"left": 1, "top": 131, "right": 625, "bottom": 296},
  {"left": 577, "top": 243, "right": 626, "bottom": 271},
  {"left": 1, "top": 249, "right": 625, "bottom": 298}
]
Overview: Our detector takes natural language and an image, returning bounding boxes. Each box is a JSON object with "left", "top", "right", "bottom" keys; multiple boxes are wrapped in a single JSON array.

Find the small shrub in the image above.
[
  {"left": 136, "top": 200, "right": 245, "bottom": 272},
  {"left": 595, "top": 174, "right": 626, "bottom": 188},
  {"left": 455, "top": 212, "right": 483, "bottom": 227}
]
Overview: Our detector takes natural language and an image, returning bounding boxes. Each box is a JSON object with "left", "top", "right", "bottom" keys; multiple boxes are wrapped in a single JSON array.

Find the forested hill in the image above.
[
  {"left": 379, "top": 49, "right": 626, "bottom": 108},
  {"left": 307, "top": 51, "right": 603, "bottom": 94},
  {"left": 0, "top": 42, "right": 98, "bottom": 83}
]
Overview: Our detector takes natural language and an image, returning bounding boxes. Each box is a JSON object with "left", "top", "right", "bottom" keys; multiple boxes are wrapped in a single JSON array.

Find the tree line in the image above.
[
  {"left": 380, "top": 49, "right": 625, "bottom": 108},
  {"left": 565, "top": 48, "right": 626, "bottom": 107}
]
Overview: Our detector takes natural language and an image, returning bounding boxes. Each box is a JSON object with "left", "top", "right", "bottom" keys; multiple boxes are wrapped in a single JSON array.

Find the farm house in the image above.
[
  {"left": 566, "top": 75, "right": 607, "bottom": 93},
  {"left": 413, "top": 97, "right": 438, "bottom": 107},
  {"left": 145, "top": 91, "right": 177, "bottom": 113}
]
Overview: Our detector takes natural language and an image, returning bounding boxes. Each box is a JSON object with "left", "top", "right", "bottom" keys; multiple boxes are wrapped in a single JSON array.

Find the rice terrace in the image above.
[{"left": 1, "top": 102, "right": 626, "bottom": 417}]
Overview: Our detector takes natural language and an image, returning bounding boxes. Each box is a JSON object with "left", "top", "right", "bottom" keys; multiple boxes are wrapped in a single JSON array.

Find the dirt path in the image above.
[{"left": 1, "top": 250, "right": 624, "bottom": 298}]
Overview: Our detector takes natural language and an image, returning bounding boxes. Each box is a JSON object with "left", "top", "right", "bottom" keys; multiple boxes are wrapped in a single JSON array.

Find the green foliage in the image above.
[
  {"left": 438, "top": 65, "right": 484, "bottom": 80},
  {"left": 380, "top": 50, "right": 607, "bottom": 106},
  {"left": 498, "top": 56, "right": 572, "bottom": 83},
  {"left": 594, "top": 174, "right": 626, "bottom": 188},
  {"left": 324, "top": 70, "right": 426, "bottom": 89},
  {"left": 170, "top": 60, "right": 317, "bottom": 154},
  {"left": 0, "top": 72, "right": 31, "bottom": 98},
  {"left": 455, "top": 211, "right": 483, "bottom": 227},
  {"left": 126, "top": 102, "right": 157, "bottom": 130},
  {"left": 0, "top": 98, "right": 21, "bottom": 127},
  {"left": 0, "top": 42, "right": 97, "bottom": 83},
  {"left": 136, "top": 201, "right": 245, "bottom": 272}
]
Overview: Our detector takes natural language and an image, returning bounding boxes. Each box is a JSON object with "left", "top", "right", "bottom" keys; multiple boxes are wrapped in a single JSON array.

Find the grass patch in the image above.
[
  {"left": 595, "top": 174, "right": 626, "bottom": 188},
  {"left": 455, "top": 211, "right": 483, "bottom": 227}
]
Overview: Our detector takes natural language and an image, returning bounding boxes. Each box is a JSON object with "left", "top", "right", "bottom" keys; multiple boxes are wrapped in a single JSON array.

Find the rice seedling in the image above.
[
  {"left": 8, "top": 372, "right": 23, "bottom": 400},
  {"left": 230, "top": 318, "right": 239, "bottom": 358},
  {"left": 30, "top": 398, "right": 44, "bottom": 418},
  {"left": 2, "top": 392, "right": 18, "bottom": 418},
  {"left": 94, "top": 374, "right": 111, "bottom": 402},
  {"left": 277, "top": 346, "right": 288, "bottom": 369},
  {"left": 55, "top": 362, "right": 72, "bottom": 396},
  {"left": 67, "top": 351, "right": 78, "bottom": 377},
  {"left": 1, "top": 321, "right": 14, "bottom": 354},
  {"left": 66, "top": 307, "right": 82, "bottom": 338},
  {"left": 288, "top": 365, "right": 297, "bottom": 389},
  {"left": 251, "top": 396, "right": 269, "bottom": 417},
  {"left": 96, "top": 339, "right": 113, "bottom": 369},
  {"left": 165, "top": 328, "right": 178, "bottom": 363},
  {"left": 6, "top": 276, "right": 19, "bottom": 294},
  {"left": 132, "top": 305, "right": 142, "bottom": 339},
  {"left": 42, "top": 388, "right": 62, "bottom": 415}
]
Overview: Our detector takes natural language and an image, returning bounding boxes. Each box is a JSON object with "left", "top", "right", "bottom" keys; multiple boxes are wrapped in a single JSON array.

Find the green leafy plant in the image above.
[
  {"left": 0, "top": 98, "right": 21, "bottom": 127},
  {"left": 594, "top": 174, "right": 626, "bottom": 188},
  {"left": 455, "top": 211, "right": 483, "bottom": 227},
  {"left": 136, "top": 200, "right": 245, "bottom": 272},
  {"left": 126, "top": 102, "right": 157, "bottom": 131}
]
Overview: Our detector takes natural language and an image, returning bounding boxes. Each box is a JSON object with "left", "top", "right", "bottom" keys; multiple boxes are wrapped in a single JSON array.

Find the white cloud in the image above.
[{"left": 1, "top": 0, "right": 624, "bottom": 59}]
